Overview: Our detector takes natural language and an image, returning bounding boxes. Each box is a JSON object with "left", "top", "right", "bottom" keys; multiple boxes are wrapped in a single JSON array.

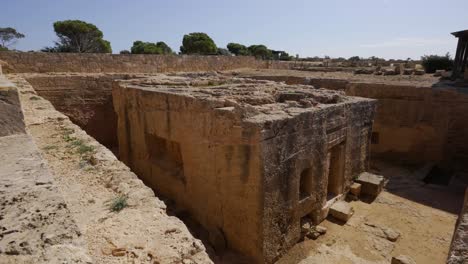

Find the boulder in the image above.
[
  {"left": 329, "top": 201, "right": 354, "bottom": 222},
  {"left": 356, "top": 172, "right": 384, "bottom": 198}
]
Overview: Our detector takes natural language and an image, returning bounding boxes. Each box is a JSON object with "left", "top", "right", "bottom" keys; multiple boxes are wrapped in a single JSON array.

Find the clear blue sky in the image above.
[{"left": 2, "top": 0, "right": 467, "bottom": 59}]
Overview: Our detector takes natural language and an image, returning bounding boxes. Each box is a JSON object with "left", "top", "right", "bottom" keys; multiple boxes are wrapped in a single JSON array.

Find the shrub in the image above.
[
  {"left": 421, "top": 53, "right": 453, "bottom": 73},
  {"left": 108, "top": 195, "right": 128, "bottom": 212}
]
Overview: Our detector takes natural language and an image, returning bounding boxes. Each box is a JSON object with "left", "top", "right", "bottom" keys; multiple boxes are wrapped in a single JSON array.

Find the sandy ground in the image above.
[
  {"left": 277, "top": 160, "right": 462, "bottom": 264},
  {"left": 8, "top": 74, "right": 212, "bottom": 264}
]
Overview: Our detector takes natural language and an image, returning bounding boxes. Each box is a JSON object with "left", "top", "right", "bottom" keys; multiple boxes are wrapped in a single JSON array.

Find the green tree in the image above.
[
  {"left": 248, "top": 45, "right": 272, "bottom": 60},
  {"left": 45, "top": 20, "right": 112, "bottom": 53},
  {"left": 421, "top": 53, "right": 453, "bottom": 73},
  {"left": 119, "top": 50, "right": 130, "bottom": 54},
  {"left": 0, "top": 27, "right": 25, "bottom": 50},
  {"left": 227, "top": 43, "right": 250, "bottom": 56},
  {"left": 156, "top": 41, "right": 173, "bottom": 54},
  {"left": 130, "top": 41, "right": 173, "bottom": 54},
  {"left": 180, "top": 32, "right": 217, "bottom": 55}
]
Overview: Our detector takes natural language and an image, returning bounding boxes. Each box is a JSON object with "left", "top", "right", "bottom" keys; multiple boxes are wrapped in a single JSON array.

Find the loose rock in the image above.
[
  {"left": 391, "top": 255, "right": 416, "bottom": 264},
  {"left": 384, "top": 227, "right": 400, "bottom": 242},
  {"left": 329, "top": 201, "right": 354, "bottom": 222},
  {"left": 111, "top": 248, "right": 126, "bottom": 257},
  {"left": 315, "top": 225, "right": 327, "bottom": 234}
]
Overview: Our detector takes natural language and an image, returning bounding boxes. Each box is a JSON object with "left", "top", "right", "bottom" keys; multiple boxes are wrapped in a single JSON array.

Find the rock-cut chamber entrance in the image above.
[{"left": 327, "top": 143, "right": 345, "bottom": 201}]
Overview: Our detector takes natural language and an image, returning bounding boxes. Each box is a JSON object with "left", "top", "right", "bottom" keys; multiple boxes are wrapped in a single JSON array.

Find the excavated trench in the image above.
[
  {"left": 24, "top": 73, "right": 252, "bottom": 262},
  {"left": 23, "top": 72, "right": 468, "bottom": 262},
  {"left": 26, "top": 72, "right": 468, "bottom": 195},
  {"left": 25, "top": 74, "right": 124, "bottom": 155}
]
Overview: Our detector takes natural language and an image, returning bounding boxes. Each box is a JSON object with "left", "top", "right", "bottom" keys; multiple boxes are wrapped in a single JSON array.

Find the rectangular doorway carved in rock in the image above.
[
  {"left": 299, "top": 167, "right": 313, "bottom": 201},
  {"left": 327, "top": 143, "right": 345, "bottom": 200}
]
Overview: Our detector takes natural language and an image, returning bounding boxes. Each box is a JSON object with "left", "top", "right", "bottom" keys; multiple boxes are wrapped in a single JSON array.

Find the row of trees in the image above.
[
  {"left": 0, "top": 20, "right": 456, "bottom": 70},
  {"left": 227, "top": 43, "right": 292, "bottom": 60},
  {"left": 1, "top": 20, "right": 293, "bottom": 60},
  {"left": 123, "top": 33, "right": 293, "bottom": 60}
]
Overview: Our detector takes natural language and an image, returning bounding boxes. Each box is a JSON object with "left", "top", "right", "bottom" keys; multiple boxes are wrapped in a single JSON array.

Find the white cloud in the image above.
[{"left": 360, "top": 37, "right": 452, "bottom": 48}]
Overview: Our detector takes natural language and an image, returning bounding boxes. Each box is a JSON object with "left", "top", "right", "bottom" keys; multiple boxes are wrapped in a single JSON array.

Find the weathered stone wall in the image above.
[
  {"left": 24, "top": 74, "right": 122, "bottom": 152},
  {"left": 261, "top": 100, "right": 375, "bottom": 262},
  {"left": 0, "top": 51, "right": 264, "bottom": 73},
  {"left": 0, "top": 72, "right": 25, "bottom": 136},
  {"left": 447, "top": 187, "right": 468, "bottom": 263},
  {"left": 244, "top": 74, "right": 468, "bottom": 169},
  {"left": 347, "top": 84, "right": 468, "bottom": 170},
  {"left": 113, "top": 83, "right": 264, "bottom": 262}
]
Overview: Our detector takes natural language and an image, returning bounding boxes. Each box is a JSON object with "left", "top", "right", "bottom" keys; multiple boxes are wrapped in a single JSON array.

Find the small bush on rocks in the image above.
[{"left": 108, "top": 195, "right": 128, "bottom": 212}]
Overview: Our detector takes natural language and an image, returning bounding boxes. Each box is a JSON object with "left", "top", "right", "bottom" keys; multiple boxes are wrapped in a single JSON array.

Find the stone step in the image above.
[
  {"left": 355, "top": 172, "right": 385, "bottom": 198},
  {"left": 329, "top": 201, "right": 354, "bottom": 222}
]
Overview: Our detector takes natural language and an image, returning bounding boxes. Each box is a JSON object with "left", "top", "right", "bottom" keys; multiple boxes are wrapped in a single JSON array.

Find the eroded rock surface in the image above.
[
  {"left": 0, "top": 134, "right": 91, "bottom": 263},
  {"left": 7, "top": 74, "right": 213, "bottom": 264},
  {"left": 0, "top": 75, "right": 25, "bottom": 136}
]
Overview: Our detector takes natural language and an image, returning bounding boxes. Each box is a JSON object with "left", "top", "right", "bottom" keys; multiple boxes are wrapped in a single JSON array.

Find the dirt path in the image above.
[
  {"left": 8, "top": 74, "right": 212, "bottom": 264},
  {"left": 277, "top": 161, "right": 460, "bottom": 264}
]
